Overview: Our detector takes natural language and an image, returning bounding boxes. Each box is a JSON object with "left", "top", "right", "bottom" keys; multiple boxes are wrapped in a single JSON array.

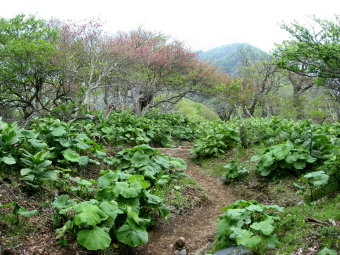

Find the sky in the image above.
[{"left": 0, "top": 0, "right": 339, "bottom": 52}]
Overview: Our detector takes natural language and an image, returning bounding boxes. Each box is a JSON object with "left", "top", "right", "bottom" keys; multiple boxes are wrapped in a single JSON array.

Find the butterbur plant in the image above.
[
  {"left": 52, "top": 171, "right": 169, "bottom": 250},
  {"left": 251, "top": 140, "right": 318, "bottom": 177},
  {"left": 222, "top": 161, "right": 248, "bottom": 183},
  {"left": 301, "top": 171, "right": 330, "bottom": 202},
  {"left": 214, "top": 200, "right": 283, "bottom": 251},
  {"left": 191, "top": 123, "right": 240, "bottom": 158},
  {"left": 111, "top": 144, "right": 187, "bottom": 185},
  {"left": 20, "top": 149, "right": 58, "bottom": 188},
  {"left": 0, "top": 119, "right": 23, "bottom": 167}
]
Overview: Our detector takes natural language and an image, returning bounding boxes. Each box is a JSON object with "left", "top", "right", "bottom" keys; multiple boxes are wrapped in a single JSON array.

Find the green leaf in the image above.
[
  {"left": 98, "top": 171, "right": 119, "bottom": 188},
  {"left": 126, "top": 205, "right": 139, "bottom": 224},
  {"left": 77, "top": 227, "right": 111, "bottom": 250},
  {"left": 131, "top": 151, "right": 150, "bottom": 165},
  {"left": 285, "top": 153, "right": 299, "bottom": 164},
  {"left": 232, "top": 228, "right": 262, "bottom": 248},
  {"left": 293, "top": 160, "right": 306, "bottom": 170},
  {"left": 50, "top": 126, "right": 67, "bottom": 137},
  {"left": 2, "top": 155, "right": 16, "bottom": 165},
  {"left": 262, "top": 154, "right": 274, "bottom": 167},
  {"left": 318, "top": 248, "right": 337, "bottom": 255},
  {"left": 303, "top": 171, "right": 329, "bottom": 187},
  {"left": 17, "top": 208, "right": 38, "bottom": 217},
  {"left": 98, "top": 200, "right": 123, "bottom": 220},
  {"left": 145, "top": 192, "right": 163, "bottom": 205},
  {"left": 113, "top": 181, "right": 143, "bottom": 198},
  {"left": 250, "top": 217, "right": 275, "bottom": 235},
  {"left": 52, "top": 195, "right": 76, "bottom": 211},
  {"left": 40, "top": 171, "right": 58, "bottom": 181},
  {"left": 116, "top": 223, "right": 148, "bottom": 247},
  {"left": 28, "top": 139, "right": 48, "bottom": 149},
  {"left": 73, "top": 202, "right": 107, "bottom": 226},
  {"left": 20, "top": 168, "right": 32, "bottom": 176},
  {"left": 78, "top": 156, "right": 89, "bottom": 166},
  {"left": 169, "top": 157, "right": 187, "bottom": 170},
  {"left": 156, "top": 178, "right": 169, "bottom": 185},
  {"left": 62, "top": 149, "right": 81, "bottom": 163},
  {"left": 246, "top": 204, "right": 263, "bottom": 212},
  {"left": 76, "top": 142, "right": 90, "bottom": 150}
]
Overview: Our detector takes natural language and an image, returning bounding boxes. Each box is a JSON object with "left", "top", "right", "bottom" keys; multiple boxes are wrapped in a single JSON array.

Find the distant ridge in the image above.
[{"left": 197, "top": 43, "right": 269, "bottom": 77}]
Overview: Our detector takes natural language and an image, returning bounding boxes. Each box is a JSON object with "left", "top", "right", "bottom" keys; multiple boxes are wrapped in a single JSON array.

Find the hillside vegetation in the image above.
[{"left": 0, "top": 13, "right": 339, "bottom": 255}]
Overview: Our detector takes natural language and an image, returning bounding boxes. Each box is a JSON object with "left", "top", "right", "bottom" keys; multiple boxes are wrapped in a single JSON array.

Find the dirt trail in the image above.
[{"left": 136, "top": 145, "right": 239, "bottom": 255}]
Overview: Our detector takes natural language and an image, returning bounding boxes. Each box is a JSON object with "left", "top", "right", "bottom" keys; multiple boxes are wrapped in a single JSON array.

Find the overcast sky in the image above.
[{"left": 1, "top": 0, "right": 339, "bottom": 52}]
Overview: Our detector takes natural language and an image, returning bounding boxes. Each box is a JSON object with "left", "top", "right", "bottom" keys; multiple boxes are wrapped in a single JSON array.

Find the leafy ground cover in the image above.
[
  {"left": 195, "top": 119, "right": 339, "bottom": 254},
  {"left": 0, "top": 113, "right": 339, "bottom": 254}
]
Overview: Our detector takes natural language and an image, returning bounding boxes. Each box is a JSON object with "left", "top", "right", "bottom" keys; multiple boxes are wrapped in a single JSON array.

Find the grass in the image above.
[
  {"left": 153, "top": 175, "right": 209, "bottom": 214},
  {"left": 196, "top": 144, "right": 262, "bottom": 178},
  {"left": 273, "top": 195, "right": 340, "bottom": 254}
]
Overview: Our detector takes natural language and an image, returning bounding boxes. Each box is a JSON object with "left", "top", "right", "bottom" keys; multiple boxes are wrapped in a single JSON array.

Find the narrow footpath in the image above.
[{"left": 136, "top": 145, "right": 240, "bottom": 255}]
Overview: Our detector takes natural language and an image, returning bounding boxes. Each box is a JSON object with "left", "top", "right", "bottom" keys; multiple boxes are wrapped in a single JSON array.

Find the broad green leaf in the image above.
[
  {"left": 154, "top": 155, "right": 171, "bottom": 168},
  {"left": 77, "top": 227, "right": 111, "bottom": 250},
  {"left": 169, "top": 158, "right": 187, "bottom": 170},
  {"left": 156, "top": 178, "right": 169, "bottom": 185},
  {"left": 250, "top": 217, "right": 275, "bottom": 235},
  {"left": 50, "top": 126, "right": 66, "bottom": 137},
  {"left": 40, "top": 171, "right": 58, "bottom": 181},
  {"left": 78, "top": 156, "right": 89, "bottom": 166},
  {"left": 17, "top": 208, "right": 38, "bottom": 217},
  {"left": 116, "top": 223, "right": 148, "bottom": 247},
  {"left": 76, "top": 142, "right": 90, "bottom": 150},
  {"left": 225, "top": 209, "right": 246, "bottom": 220},
  {"left": 318, "top": 248, "right": 337, "bottom": 255},
  {"left": 113, "top": 181, "right": 143, "bottom": 198},
  {"left": 145, "top": 191, "right": 163, "bottom": 205},
  {"left": 126, "top": 205, "right": 139, "bottom": 224},
  {"left": 263, "top": 234, "right": 279, "bottom": 248},
  {"left": 246, "top": 204, "right": 263, "bottom": 212},
  {"left": 74, "top": 202, "right": 107, "bottom": 226},
  {"left": 2, "top": 155, "right": 16, "bottom": 165},
  {"left": 131, "top": 151, "right": 149, "bottom": 165},
  {"left": 303, "top": 171, "right": 329, "bottom": 186},
  {"left": 232, "top": 228, "right": 262, "bottom": 248},
  {"left": 98, "top": 171, "right": 119, "bottom": 188},
  {"left": 99, "top": 200, "right": 123, "bottom": 220},
  {"left": 21, "top": 175, "right": 35, "bottom": 181},
  {"left": 28, "top": 139, "right": 48, "bottom": 149},
  {"left": 128, "top": 175, "right": 150, "bottom": 189},
  {"left": 52, "top": 195, "right": 77, "bottom": 211},
  {"left": 62, "top": 149, "right": 81, "bottom": 163},
  {"left": 20, "top": 168, "right": 32, "bottom": 176},
  {"left": 262, "top": 154, "right": 274, "bottom": 167},
  {"left": 140, "top": 165, "right": 157, "bottom": 179},
  {"left": 293, "top": 160, "right": 306, "bottom": 170}
]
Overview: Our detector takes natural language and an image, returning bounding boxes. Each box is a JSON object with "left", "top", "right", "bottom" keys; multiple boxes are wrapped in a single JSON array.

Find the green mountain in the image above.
[{"left": 198, "top": 43, "right": 269, "bottom": 77}]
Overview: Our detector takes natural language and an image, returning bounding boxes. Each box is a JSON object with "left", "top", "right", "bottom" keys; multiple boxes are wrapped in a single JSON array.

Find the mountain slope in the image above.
[{"left": 198, "top": 43, "right": 269, "bottom": 76}]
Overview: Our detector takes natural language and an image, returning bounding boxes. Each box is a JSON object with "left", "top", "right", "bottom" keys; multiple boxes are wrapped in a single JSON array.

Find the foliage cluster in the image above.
[
  {"left": 190, "top": 121, "right": 240, "bottom": 158},
  {"left": 214, "top": 200, "right": 283, "bottom": 250},
  {"left": 0, "top": 112, "right": 192, "bottom": 251}
]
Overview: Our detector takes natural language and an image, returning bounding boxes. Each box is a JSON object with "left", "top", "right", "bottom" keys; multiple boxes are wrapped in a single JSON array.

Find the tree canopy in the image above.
[{"left": 273, "top": 15, "right": 340, "bottom": 79}]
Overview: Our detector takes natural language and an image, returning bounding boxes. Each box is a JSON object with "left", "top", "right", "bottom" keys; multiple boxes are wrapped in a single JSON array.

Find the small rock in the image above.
[
  {"left": 174, "top": 249, "right": 187, "bottom": 255},
  {"left": 214, "top": 246, "right": 252, "bottom": 255}
]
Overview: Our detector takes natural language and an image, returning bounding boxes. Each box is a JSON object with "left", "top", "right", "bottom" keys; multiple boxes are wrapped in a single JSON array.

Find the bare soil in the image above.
[{"left": 136, "top": 145, "right": 240, "bottom": 255}]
